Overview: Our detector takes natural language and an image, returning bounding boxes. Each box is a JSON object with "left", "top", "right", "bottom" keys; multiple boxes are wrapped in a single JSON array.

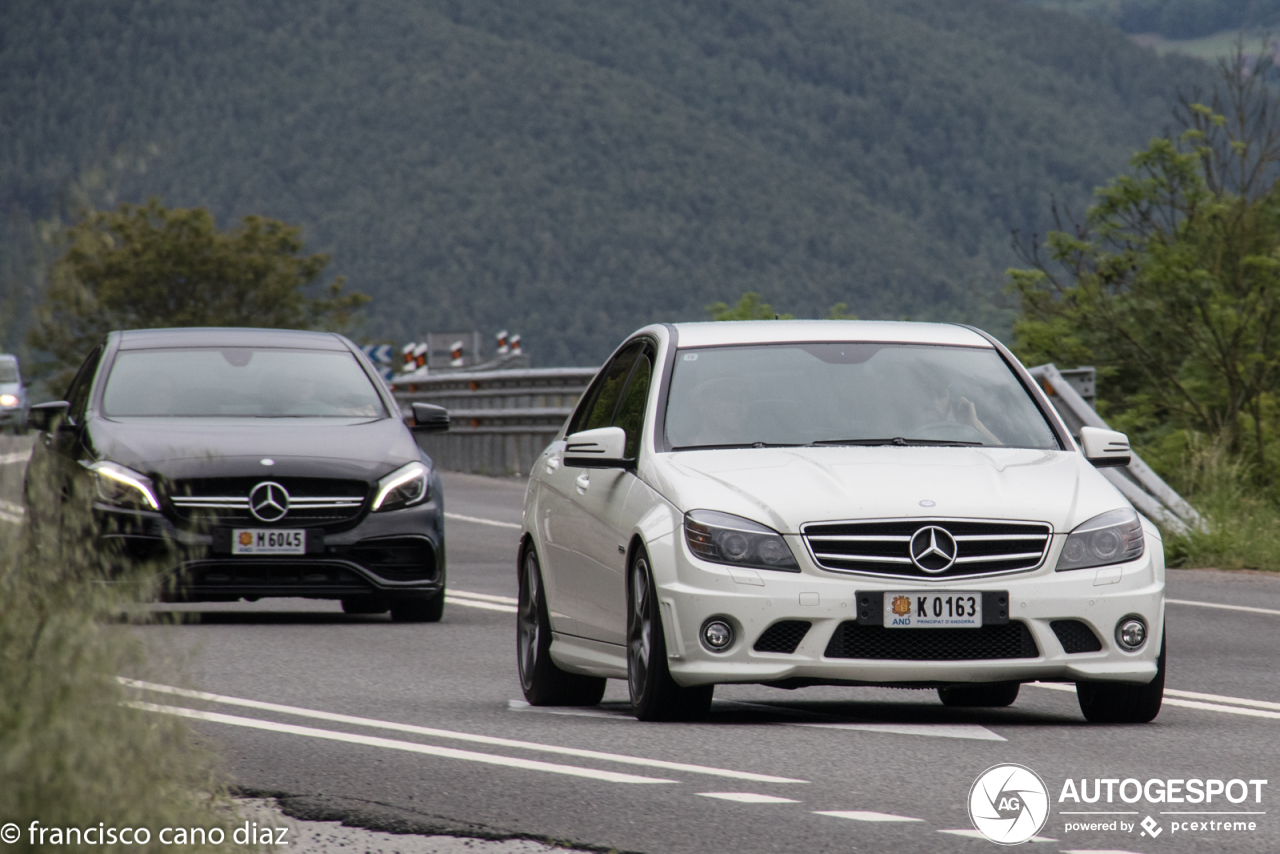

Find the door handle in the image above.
[
  {"left": 575, "top": 472, "right": 590, "bottom": 493},
  {"left": 546, "top": 455, "right": 560, "bottom": 474}
]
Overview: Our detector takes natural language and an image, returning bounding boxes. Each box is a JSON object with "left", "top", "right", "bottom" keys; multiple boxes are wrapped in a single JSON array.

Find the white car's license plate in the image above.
[
  {"left": 232, "top": 529, "right": 306, "bottom": 555},
  {"left": 884, "top": 592, "right": 982, "bottom": 628}
]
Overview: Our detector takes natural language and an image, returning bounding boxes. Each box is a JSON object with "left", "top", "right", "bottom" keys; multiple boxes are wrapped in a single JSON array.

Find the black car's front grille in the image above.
[
  {"left": 168, "top": 477, "right": 367, "bottom": 529},
  {"left": 753, "top": 620, "right": 811, "bottom": 654},
  {"left": 1051, "top": 619, "right": 1103, "bottom": 653},
  {"left": 802, "top": 518, "right": 1052, "bottom": 579},
  {"left": 346, "top": 536, "right": 438, "bottom": 582},
  {"left": 824, "top": 621, "right": 1040, "bottom": 660},
  {"left": 188, "top": 561, "right": 366, "bottom": 588}
]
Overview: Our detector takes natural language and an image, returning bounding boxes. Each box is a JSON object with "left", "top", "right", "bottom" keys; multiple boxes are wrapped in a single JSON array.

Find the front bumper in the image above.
[
  {"left": 649, "top": 528, "right": 1164, "bottom": 688},
  {"left": 94, "top": 498, "right": 445, "bottom": 602}
]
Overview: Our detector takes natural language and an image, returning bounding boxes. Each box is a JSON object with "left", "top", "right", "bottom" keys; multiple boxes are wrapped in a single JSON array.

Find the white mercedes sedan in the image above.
[{"left": 517, "top": 321, "right": 1165, "bottom": 723}]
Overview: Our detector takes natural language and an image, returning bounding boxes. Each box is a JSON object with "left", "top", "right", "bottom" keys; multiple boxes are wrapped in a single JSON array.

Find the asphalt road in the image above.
[{"left": 3, "top": 435, "right": 1279, "bottom": 853}]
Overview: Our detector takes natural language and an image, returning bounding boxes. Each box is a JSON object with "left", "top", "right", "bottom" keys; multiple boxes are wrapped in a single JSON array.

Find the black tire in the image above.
[
  {"left": 1077, "top": 633, "right": 1165, "bottom": 724},
  {"left": 938, "top": 682, "right": 1020, "bottom": 708},
  {"left": 517, "top": 545, "right": 607, "bottom": 706},
  {"left": 390, "top": 593, "right": 444, "bottom": 623},
  {"left": 627, "top": 549, "right": 714, "bottom": 722},
  {"left": 341, "top": 596, "right": 389, "bottom": 615}
]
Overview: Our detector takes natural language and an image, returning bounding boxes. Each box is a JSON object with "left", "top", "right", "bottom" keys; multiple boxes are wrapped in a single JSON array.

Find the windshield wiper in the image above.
[
  {"left": 810, "top": 437, "right": 982, "bottom": 447},
  {"left": 671, "top": 442, "right": 805, "bottom": 451}
]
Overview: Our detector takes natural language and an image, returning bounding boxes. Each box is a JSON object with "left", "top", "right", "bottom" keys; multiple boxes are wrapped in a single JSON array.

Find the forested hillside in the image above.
[
  {"left": 1020, "top": 1, "right": 1280, "bottom": 39},
  {"left": 0, "top": 0, "right": 1211, "bottom": 365}
]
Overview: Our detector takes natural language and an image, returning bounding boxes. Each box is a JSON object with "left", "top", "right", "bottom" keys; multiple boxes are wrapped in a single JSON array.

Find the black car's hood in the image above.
[{"left": 88, "top": 416, "right": 422, "bottom": 482}]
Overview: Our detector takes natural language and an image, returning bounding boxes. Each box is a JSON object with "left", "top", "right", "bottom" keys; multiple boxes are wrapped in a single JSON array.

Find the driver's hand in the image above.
[{"left": 956, "top": 396, "right": 979, "bottom": 426}]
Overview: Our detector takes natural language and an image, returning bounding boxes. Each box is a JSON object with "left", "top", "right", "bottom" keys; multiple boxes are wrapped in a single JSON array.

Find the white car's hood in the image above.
[{"left": 645, "top": 446, "right": 1126, "bottom": 535}]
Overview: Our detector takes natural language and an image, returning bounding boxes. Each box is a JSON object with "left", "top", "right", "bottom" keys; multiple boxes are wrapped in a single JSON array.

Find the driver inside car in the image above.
[{"left": 921, "top": 380, "right": 1002, "bottom": 445}]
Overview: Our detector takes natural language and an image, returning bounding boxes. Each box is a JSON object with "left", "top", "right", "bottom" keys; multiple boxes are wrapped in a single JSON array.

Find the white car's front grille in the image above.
[{"left": 801, "top": 518, "right": 1052, "bottom": 579}]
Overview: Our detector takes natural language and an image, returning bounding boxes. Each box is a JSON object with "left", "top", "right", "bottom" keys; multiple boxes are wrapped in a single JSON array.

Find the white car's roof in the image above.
[{"left": 670, "top": 320, "right": 992, "bottom": 349}]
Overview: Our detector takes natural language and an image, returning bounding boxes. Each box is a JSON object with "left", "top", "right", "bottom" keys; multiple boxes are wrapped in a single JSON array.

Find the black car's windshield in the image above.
[
  {"left": 102, "top": 348, "right": 387, "bottom": 418},
  {"left": 664, "top": 342, "right": 1059, "bottom": 450}
]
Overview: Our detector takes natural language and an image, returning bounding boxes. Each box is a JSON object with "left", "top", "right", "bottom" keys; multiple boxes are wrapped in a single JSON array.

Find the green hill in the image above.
[
  {"left": 1018, "top": 1, "right": 1280, "bottom": 40},
  {"left": 0, "top": 0, "right": 1211, "bottom": 365}
]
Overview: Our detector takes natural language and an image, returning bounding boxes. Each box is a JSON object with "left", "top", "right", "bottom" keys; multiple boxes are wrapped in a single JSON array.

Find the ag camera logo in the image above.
[{"left": 969, "top": 764, "right": 1050, "bottom": 845}]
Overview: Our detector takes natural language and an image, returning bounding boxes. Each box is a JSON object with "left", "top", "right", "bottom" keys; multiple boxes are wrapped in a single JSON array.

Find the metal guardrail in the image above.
[
  {"left": 1029, "top": 364, "right": 1205, "bottom": 536},
  {"left": 391, "top": 368, "right": 597, "bottom": 475}
]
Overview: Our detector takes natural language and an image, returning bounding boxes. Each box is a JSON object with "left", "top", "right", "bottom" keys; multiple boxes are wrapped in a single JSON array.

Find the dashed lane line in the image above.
[
  {"left": 1168, "top": 598, "right": 1280, "bottom": 617},
  {"left": 451, "top": 590, "right": 518, "bottom": 605},
  {"left": 447, "top": 595, "right": 517, "bottom": 613},
  {"left": 697, "top": 793, "right": 799, "bottom": 804},
  {"left": 796, "top": 722, "right": 1006, "bottom": 742},
  {"left": 445, "top": 512, "right": 521, "bottom": 530},
  {"left": 814, "top": 810, "right": 923, "bottom": 823},
  {"left": 1029, "top": 682, "right": 1280, "bottom": 720},
  {"left": 937, "top": 829, "right": 1056, "bottom": 842},
  {"left": 0, "top": 450, "right": 31, "bottom": 466},
  {"left": 131, "top": 702, "right": 674, "bottom": 784},
  {"left": 0, "top": 499, "right": 24, "bottom": 525},
  {"left": 1164, "top": 688, "right": 1280, "bottom": 711},
  {"left": 122, "top": 679, "right": 806, "bottom": 784}
]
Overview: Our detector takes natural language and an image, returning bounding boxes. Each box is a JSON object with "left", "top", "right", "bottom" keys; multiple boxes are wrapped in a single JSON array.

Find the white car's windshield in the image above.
[
  {"left": 102, "top": 348, "right": 387, "bottom": 418},
  {"left": 664, "top": 342, "right": 1059, "bottom": 450}
]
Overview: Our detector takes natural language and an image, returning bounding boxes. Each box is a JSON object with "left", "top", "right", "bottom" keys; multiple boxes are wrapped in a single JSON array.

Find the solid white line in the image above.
[
  {"left": 0, "top": 510, "right": 21, "bottom": 525},
  {"left": 1168, "top": 598, "right": 1280, "bottom": 617},
  {"left": 1028, "top": 682, "right": 1280, "bottom": 720},
  {"left": 814, "top": 810, "right": 923, "bottom": 822},
  {"left": 697, "top": 793, "right": 799, "bottom": 803},
  {"left": 131, "top": 702, "right": 673, "bottom": 784},
  {"left": 451, "top": 589, "right": 519, "bottom": 605},
  {"left": 445, "top": 512, "right": 521, "bottom": 530},
  {"left": 937, "top": 829, "right": 1056, "bottom": 842},
  {"left": 122, "top": 680, "right": 806, "bottom": 784},
  {"left": 796, "top": 722, "right": 1006, "bottom": 742},
  {"left": 0, "top": 451, "right": 31, "bottom": 466},
  {"left": 0, "top": 499, "right": 25, "bottom": 515},
  {"left": 1164, "top": 688, "right": 1280, "bottom": 712},
  {"left": 447, "top": 597, "right": 518, "bottom": 613},
  {"left": 1059, "top": 850, "right": 1147, "bottom": 854}
]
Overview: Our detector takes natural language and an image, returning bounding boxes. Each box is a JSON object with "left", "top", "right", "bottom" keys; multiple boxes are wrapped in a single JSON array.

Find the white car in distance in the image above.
[{"left": 517, "top": 321, "right": 1164, "bottom": 723}]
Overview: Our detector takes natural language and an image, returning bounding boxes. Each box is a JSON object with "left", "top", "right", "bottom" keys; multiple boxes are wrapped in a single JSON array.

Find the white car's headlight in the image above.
[
  {"left": 372, "top": 461, "right": 431, "bottom": 511},
  {"left": 684, "top": 510, "right": 799, "bottom": 572},
  {"left": 1055, "top": 508, "right": 1144, "bottom": 571},
  {"left": 85, "top": 461, "right": 160, "bottom": 511},
  {"left": 0, "top": 394, "right": 17, "bottom": 408}
]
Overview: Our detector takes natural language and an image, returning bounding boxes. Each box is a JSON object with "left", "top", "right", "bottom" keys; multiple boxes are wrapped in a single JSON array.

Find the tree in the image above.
[
  {"left": 1009, "top": 48, "right": 1280, "bottom": 478},
  {"left": 28, "top": 198, "right": 368, "bottom": 387},
  {"left": 706, "top": 292, "right": 860, "bottom": 321}
]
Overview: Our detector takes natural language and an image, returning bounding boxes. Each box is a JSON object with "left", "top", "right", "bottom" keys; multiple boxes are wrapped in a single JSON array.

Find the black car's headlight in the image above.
[
  {"left": 372, "top": 461, "right": 431, "bottom": 511},
  {"left": 684, "top": 510, "right": 800, "bottom": 572},
  {"left": 1055, "top": 507, "right": 1144, "bottom": 571},
  {"left": 0, "top": 394, "right": 17, "bottom": 408},
  {"left": 85, "top": 460, "right": 160, "bottom": 511}
]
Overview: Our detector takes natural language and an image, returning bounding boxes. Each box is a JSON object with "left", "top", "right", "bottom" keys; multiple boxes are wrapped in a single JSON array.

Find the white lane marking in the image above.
[
  {"left": 698, "top": 793, "right": 799, "bottom": 804},
  {"left": 1029, "top": 682, "right": 1280, "bottom": 720},
  {"left": 445, "top": 512, "right": 521, "bottom": 530},
  {"left": 0, "top": 450, "right": 32, "bottom": 466},
  {"left": 121, "top": 680, "right": 805, "bottom": 784},
  {"left": 445, "top": 588, "right": 514, "bottom": 606},
  {"left": 0, "top": 510, "right": 21, "bottom": 525},
  {"left": 508, "top": 699, "right": 634, "bottom": 720},
  {"left": 1060, "top": 850, "right": 1147, "bottom": 854},
  {"left": 132, "top": 702, "right": 673, "bottom": 784},
  {"left": 0, "top": 498, "right": 25, "bottom": 514},
  {"left": 796, "top": 722, "right": 1006, "bottom": 742},
  {"left": 447, "top": 597, "right": 518, "bottom": 613},
  {"left": 1168, "top": 597, "right": 1280, "bottom": 617},
  {"left": 1165, "top": 688, "right": 1280, "bottom": 711},
  {"left": 937, "top": 829, "right": 1056, "bottom": 842},
  {"left": 814, "top": 810, "right": 923, "bottom": 822}
]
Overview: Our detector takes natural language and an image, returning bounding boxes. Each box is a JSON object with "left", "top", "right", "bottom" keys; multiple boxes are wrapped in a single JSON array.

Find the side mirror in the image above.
[
  {"left": 28, "top": 401, "right": 71, "bottom": 433},
  {"left": 411, "top": 403, "right": 450, "bottom": 433},
  {"left": 564, "top": 426, "right": 632, "bottom": 469},
  {"left": 1080, "top": 426, "right": 1131, "bottom": 468}
]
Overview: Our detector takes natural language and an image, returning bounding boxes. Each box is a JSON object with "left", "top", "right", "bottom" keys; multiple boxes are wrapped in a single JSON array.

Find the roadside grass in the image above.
[
  {"left": 0, "top": 456, "right": 247, "bottom": 852},
  {"left": 1161, "top": 437, "right": 1280, "bottom": 572}
]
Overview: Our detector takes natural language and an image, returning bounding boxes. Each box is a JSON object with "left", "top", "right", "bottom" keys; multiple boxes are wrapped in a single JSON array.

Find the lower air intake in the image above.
[
  {"left": 1050, "top": 620, "right": 1103, "bottom": 653},
  {"left": 824, "top": 621, "right": 1039, "bottom": 660},
  {"left": 753, "top": 621, "right": 812, "bottom": 654}
]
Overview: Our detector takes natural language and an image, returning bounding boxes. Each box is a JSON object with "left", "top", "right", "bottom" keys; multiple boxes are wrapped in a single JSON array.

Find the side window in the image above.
[
  {"left": 65, "top": 345, "right": 104, "bottom": 422},
  {"left": 567, "top": 342, "right": 644, "bottom": 435},
  {"left": 613, "top": 350, "right": 653, "bottom": 459}
]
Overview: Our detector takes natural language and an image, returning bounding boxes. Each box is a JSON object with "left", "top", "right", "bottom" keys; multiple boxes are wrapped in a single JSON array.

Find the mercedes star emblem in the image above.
[
  {"left": 248, "top": 481, "right": 290, "bottom": 522},
  {"left": 909, "top": 525, "right": 958, "bottom": 573}
]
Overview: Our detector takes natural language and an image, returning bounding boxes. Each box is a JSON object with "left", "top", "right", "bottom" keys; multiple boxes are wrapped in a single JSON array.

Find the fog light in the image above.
[
  {"left": 701, "top": 618, "right": 735, "bottom": 652},
  {"left": 1116, "top": 617, "right": 1147, "bottom": 650}
]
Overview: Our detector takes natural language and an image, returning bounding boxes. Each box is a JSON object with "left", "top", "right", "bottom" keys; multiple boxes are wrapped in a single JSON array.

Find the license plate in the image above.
[
  {"left": 231, "top": 529, "right": 306, "bottom": 555},
  {"left": 884, "top": 592, "right": 982, "bottom": 628}
]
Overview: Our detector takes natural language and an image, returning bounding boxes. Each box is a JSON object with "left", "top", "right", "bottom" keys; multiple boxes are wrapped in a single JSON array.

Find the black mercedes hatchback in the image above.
[{"left": 26, "top": 327, "right": 450, "bottom": 621}]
